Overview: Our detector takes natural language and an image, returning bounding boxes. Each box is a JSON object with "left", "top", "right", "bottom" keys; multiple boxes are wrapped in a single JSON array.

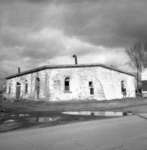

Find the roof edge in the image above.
[{"left": 6, "top": 63, "right": 135, "bottom": 79}]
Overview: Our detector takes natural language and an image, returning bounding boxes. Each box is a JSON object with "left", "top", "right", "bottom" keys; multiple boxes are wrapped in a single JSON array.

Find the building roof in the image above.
[{"left": 6, "top": 63, "right": 136, "bottom": 79}]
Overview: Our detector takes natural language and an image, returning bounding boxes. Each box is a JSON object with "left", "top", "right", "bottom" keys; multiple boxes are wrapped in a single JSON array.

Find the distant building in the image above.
[
  {"left": 5, "top": 63, "right": 136, "bottom": 101},
  {"left": 141, "top": 68, "right": 147, "bottom": 97}
]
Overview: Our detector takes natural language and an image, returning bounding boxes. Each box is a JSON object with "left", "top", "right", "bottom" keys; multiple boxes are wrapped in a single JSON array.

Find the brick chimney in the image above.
[{"left": 72, "top": 54, "right": 78, "bottom": 65}]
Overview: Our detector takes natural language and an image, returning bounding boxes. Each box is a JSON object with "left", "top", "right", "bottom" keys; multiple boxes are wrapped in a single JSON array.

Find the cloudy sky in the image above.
[{"left": 0, "top": 0, "right": 147, "bottom": 79}]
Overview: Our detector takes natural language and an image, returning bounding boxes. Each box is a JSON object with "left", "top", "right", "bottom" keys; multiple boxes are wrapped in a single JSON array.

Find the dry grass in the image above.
[
  {"left": 1, "top": 97, "right": 147, "bottom": 114},
  {"left": 0, "top": 97, "right": 147, "bottom": 133}
]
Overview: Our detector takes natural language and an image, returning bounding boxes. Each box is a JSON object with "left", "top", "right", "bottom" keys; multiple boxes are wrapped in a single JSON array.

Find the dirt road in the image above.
[{"left": 0, "top": 115, "right": 147, "bottom": 150}]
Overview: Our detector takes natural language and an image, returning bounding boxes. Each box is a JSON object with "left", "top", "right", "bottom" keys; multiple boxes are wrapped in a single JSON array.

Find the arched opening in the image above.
[
  {"left": 16, "top": 82, "right": 21, "bottom": 100},
  {"left": 35, "top": 77, "right": 40, "bottom": 99},
  {"left": 64, "top": 77, "right": 70, "bottom": 92}
]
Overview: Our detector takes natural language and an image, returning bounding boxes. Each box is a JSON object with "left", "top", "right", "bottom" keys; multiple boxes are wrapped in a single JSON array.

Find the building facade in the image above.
[{"left": 5, "top": 64, "right": 136, "bottom": 101}]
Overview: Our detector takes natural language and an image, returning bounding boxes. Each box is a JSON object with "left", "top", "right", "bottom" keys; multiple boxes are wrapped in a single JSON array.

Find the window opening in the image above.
[
  {"left": 89, "top": 81, "right": 94, "bottom": 95},
  {"left": 64, "top": 77, "right": 70, "bottom": 92},
  {"left": 25, "top": 80, "right": 28, "bottom": 94},
  {"left": 121, "top": 80, "right": 126, "bottom": 97}
]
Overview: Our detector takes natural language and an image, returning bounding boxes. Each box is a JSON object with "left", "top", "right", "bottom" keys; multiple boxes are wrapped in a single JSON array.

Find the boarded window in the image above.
[
  {"left": 89, "top": 81, "right": 94, "bottom": 95},
  {"left": 54, "top": 80, "right": 61, "bottom": 90},
  {"left": 64, "top": 77, "right": 70, "bottom": 92}
]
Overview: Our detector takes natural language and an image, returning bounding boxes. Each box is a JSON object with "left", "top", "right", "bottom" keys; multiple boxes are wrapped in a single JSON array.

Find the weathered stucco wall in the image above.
[
  {"left": 48, "top": 67, "right": 136, "bottom": 101},
  {"left": 5, "top": 66, "right": 136, "bottom": 101},
  {"left": 6, "top": 70, "right": 49, "bottom": 100}
]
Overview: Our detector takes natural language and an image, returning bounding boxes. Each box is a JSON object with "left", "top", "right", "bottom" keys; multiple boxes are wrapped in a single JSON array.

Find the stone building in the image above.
[{"left": 5, "top": 64, "right": 136, "bottom": 101}]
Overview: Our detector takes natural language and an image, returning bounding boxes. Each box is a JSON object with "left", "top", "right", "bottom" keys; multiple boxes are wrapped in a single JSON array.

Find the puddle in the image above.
[
  {"left": 38, "top": 116, "right": 61, "bottom": 123},
  {"left": 0, "top": 111, "right": 133, "bottom": 132},
  {"left": 62, "top": 111, "right": 131, "bottom": 117}
]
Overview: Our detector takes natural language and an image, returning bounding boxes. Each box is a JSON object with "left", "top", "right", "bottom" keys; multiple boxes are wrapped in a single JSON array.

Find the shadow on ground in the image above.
[{"left": 0, "top": 112, "right": 116, "bottom": 133}]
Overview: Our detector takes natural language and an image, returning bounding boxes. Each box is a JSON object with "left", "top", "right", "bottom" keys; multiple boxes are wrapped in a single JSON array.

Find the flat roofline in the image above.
[{"left": 6, "top": 63, "right": 135, "bottom": 79}]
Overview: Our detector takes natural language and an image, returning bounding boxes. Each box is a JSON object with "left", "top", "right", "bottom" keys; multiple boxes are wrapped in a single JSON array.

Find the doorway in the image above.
[
  {"left": 16, "top": 82, "right": 21, "bottom": 100},
  {"left": 35, "top": 77, "right": 40, "bottom": 99}
]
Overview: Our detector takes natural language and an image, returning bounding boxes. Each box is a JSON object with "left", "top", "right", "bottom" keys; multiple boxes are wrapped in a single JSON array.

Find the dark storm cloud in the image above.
[
  {"left": 2, "top": 0, "right": 147, "bottom": 47},
  {"left": 58, "top": 0, "right": 147, "bottom": 48},
  {"left": 0, "top": 0, "right": 147, "bottom": 79}
]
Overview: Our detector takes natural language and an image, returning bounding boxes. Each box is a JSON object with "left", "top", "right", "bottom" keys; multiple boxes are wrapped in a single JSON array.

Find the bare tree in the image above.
[{"left": 126, "top": 41, "right": 144, "bottom": 94}]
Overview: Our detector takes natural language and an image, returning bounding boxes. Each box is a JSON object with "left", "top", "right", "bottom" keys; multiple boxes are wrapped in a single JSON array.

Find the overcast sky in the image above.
[{"left": 0, "top": 0, "right": 147, "bottom": 78}]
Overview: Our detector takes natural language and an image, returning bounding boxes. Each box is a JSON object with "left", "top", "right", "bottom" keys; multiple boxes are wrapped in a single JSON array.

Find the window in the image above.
[
  {"left": 90, "top": 88, "right": 94, "bottom": 95},
  {"left": 64, "top": 77, "right": 70, "bottom": 92},
  {"left": 54, "top": 80, "right": 61, "bottom": 90},
  {"left": 89, "top": 81, "right": 94, "bottom": 95},
  {"left": 25, "top": 80, "right": 28, "bottom": 94},
  {"left": 121, "top": 80, "right": 126, "bottom": 97},
  {"left": 89, "top": 81, "right": 93, "bottom": 87},
  {"left": 121, "top": 80, "right": 125, "bottom": 91}
]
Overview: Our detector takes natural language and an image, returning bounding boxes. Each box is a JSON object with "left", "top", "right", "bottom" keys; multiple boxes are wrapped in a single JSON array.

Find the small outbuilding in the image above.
[
  {"left": 141, "top": 68, "right": 147, "bottom": 97},
  {"left": 5, "top": 63, "right": 136, "bottom": 101}
]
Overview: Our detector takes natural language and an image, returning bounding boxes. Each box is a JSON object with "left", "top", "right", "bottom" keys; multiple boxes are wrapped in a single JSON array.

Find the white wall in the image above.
[
  {"left": 5, "top": 66, "right": 136, "bottom": 101},
  {"left": 48, "top": 66, "right": 136, "bottom": 101}
]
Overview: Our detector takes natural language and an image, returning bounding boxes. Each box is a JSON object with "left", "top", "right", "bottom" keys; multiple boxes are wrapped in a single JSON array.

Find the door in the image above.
[
  {"left": 16, "top": 82, "right": 21, "bottom": 100},
  {"left": 35, "top": 77, "right": 40, "bottom": 99}
]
